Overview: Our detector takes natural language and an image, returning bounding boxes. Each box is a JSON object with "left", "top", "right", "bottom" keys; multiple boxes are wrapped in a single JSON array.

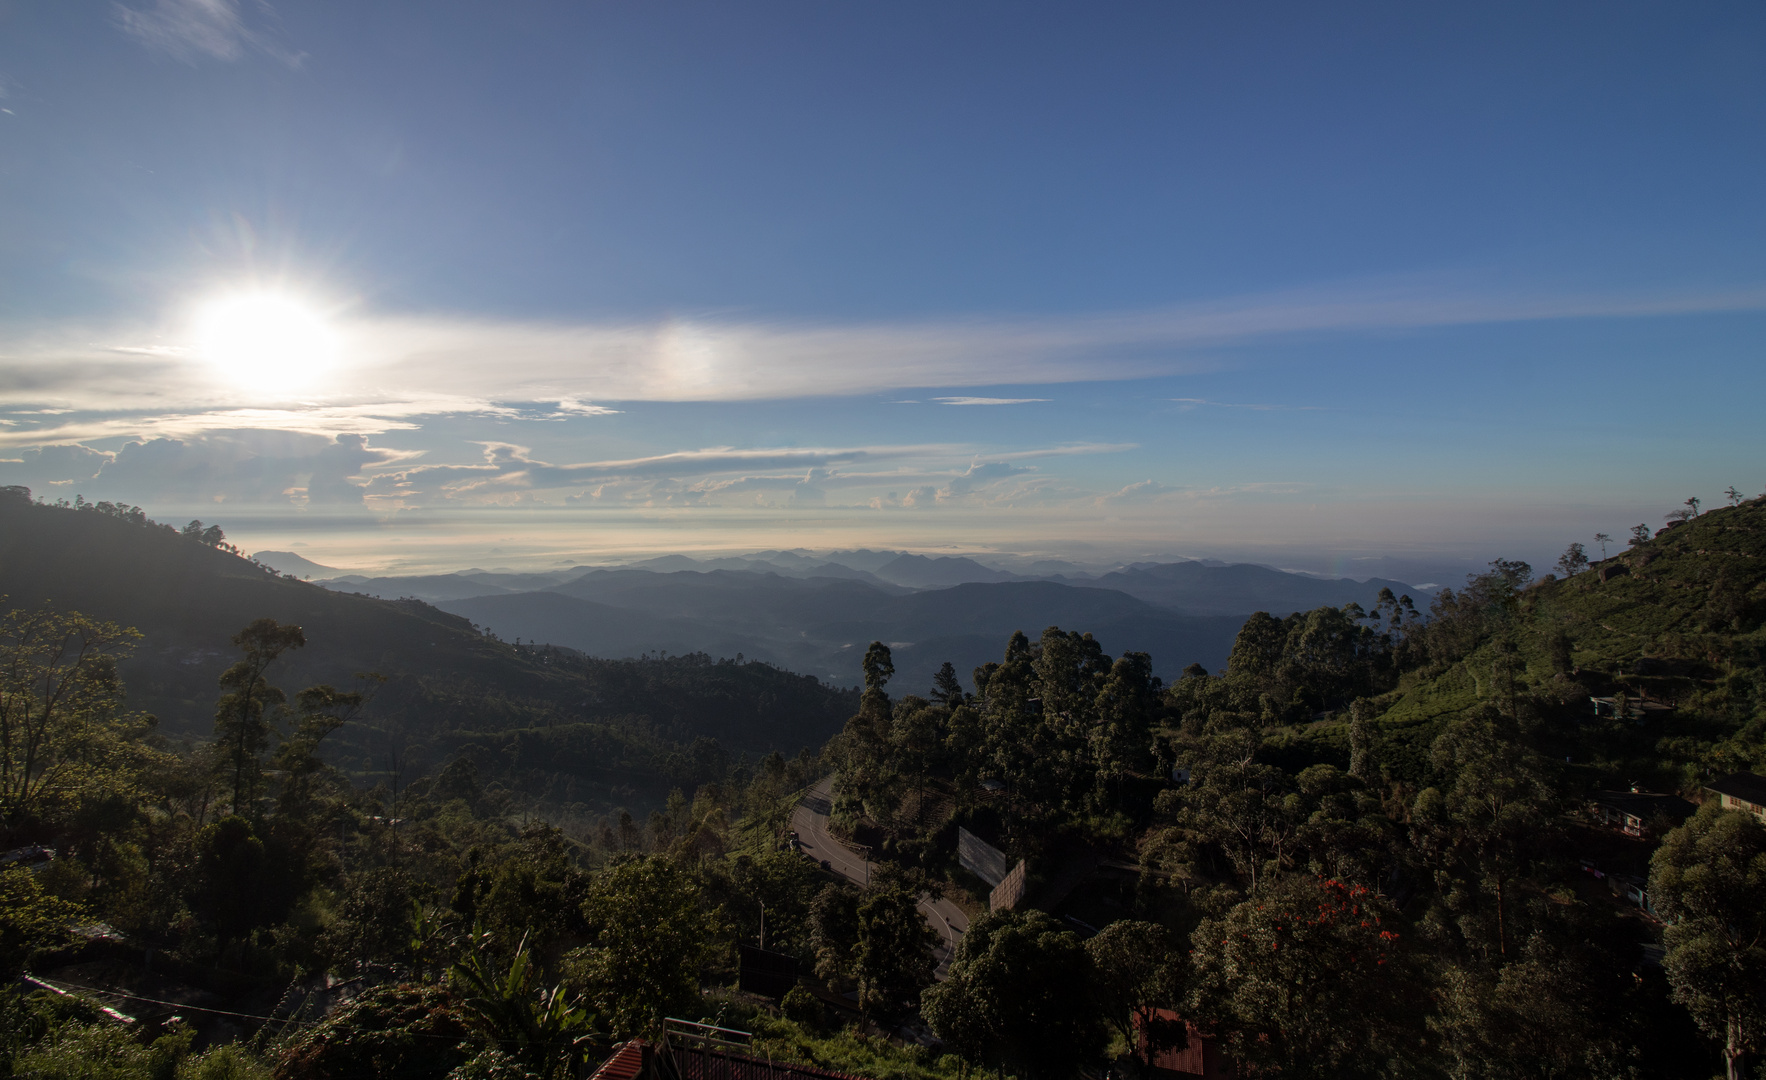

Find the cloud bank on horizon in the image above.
[{"left": 0, "top": 1, "right": 1761, "bottom": 568}]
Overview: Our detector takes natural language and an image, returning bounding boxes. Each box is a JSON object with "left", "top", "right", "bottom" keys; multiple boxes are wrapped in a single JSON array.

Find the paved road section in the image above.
[{"left": 790, "top": 776, "right": 970, "bottom": 980}]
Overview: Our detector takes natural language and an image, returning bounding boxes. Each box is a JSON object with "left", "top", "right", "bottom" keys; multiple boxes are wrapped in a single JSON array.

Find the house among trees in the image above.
[
  {"left": 1134, "top": 1009, "right": 1235, "bottom": 1079},
  {"left": 1589, "top": 694, "right": 1675, "bottom": 721},
  {"left": 1704, "top": 772, "right": 1766, "bottom": 823},
  {"left": 1587, "top": 789, "right": 1696, "bottom": 838}
]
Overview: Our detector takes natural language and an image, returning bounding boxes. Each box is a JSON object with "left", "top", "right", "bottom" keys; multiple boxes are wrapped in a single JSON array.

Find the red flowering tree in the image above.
[{"left": 1186, "top": 875, "right": 1424, "bottom": 1078}]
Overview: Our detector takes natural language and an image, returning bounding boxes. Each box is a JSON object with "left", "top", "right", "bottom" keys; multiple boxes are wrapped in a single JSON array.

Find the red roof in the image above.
[
  {"left": 591, "top": 1040, "right": 649, "bottom": 1080},
  {"left": 1134, "top": 1009, "right": 1231, "bottom": 1079}
]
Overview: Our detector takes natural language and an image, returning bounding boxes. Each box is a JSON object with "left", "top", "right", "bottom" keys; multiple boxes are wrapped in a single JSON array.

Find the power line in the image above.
[
  {"left": 24, "top": 976, "right": 325, "bottom": 1027},
  {"left": 23, "top": 974, "right": 604, "bottom": 1047}
]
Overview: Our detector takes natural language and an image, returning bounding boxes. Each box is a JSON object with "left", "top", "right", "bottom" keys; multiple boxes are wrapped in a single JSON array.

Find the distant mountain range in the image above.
[
  {"left": 253, "top": 547, "right": 1421, "bottom": 692},
  {"left": 1064, "top": 561, "right": 1419, "bottom": 617}
]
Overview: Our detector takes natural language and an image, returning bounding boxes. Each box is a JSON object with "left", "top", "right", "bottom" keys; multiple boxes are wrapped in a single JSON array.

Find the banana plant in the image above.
[
  {"left": 451, "top": 925, "right": 603, "bottom": 1079},
  {"left": 407, "top": 900, "right": 452, "bottom": 979}
]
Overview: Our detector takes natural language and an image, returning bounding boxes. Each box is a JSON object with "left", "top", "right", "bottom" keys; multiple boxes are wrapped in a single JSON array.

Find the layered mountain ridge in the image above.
[{"left": 254, "top": 546, "right": 1420, "bottom": 691}]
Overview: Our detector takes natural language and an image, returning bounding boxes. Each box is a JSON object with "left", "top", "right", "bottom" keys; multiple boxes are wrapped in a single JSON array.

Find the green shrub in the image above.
[
  {"left": 272, "top": 984, "right": 473, "bottom": 1080},
  {"left": 13, "top": 1023, "right": 166, "bottom": 1080},
  {"left": 178, "top": 1044, "right": 272, "bottom": 1080},
  {"left": 781, "top": 985, "right": 821, "bottom": 1029}
]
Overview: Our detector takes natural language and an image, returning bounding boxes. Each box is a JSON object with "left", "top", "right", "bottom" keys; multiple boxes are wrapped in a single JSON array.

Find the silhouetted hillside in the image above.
[
  {"left": 0, "top": 498, "right": 857, "bottom": 810},
  {"left": 551, "top": 567, "right": 907, "bottom": 623},
  {"left": 440, "top": 589, "right": 779, "bottom": 667},
  {"left": 319, "top": 572, "right": 520, "bottom": 601},
  {"left": 443, "top": 574, "right": 1245, "bottom": 691},
  {"left": 871, "top": 552, "right": 1018, "bottom": 588},
  {"left": 252, "top": 549, "right": 343, "bottom": 578},
  {"left": 1071, "top": 560, "right": 1419, "bottom": 616}
]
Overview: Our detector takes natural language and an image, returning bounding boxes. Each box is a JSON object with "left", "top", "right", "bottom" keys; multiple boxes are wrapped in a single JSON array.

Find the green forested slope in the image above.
[{"left": 1349, "top": 497, "right": 1766, "bottom": 791}]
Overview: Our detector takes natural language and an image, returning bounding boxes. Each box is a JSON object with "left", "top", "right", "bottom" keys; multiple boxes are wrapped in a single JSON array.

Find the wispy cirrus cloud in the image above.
[
  {"left": 320, "top": 277, "right": 1766, "bottom": 406},
  {"left": 354, "top": 440, "right": 1128, "bottom": 511},
  {"left": 987, "top": 442, "right": 1138, "bottom": 461},
  {"left": 1096, "top": 479, "right": 1311, "bottom": 505},
  {"left": 390, "top": 441, "right": 1101, "bottom": 488},
  {"left": 9, "top": 276, "right": 1765, "bottom": 427},
  {"left": 0, "top": 404, "right": 436, "bottom": 449},
  {"left": 113, "top": 0, "right": 304, "bottom": 67}
]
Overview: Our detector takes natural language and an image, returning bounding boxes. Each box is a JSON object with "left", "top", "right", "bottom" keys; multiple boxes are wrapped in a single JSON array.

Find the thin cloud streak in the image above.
[
  {"left": 345, "top": 439, "right": 1137, "bottom": 512},
  {"left": 0, "top": 429, "right": 1137, "bottom": 514},
  {"left": 6, "top": 277, "right": 1764, "bottom": 423},
  {"left": 332, "top": 279, "right": 1766, "bottom": 404},
  {"left": 0, "top": 403, "right": 458, "bottom": 449},
  {"left": 404, "top": 440, "right": 1127, "bottom": 486},
  {"left": 112, "top": 0, "right": 305, "bottom": 67}
]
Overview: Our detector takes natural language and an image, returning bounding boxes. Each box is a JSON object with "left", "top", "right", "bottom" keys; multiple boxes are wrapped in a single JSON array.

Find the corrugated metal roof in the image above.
[
  {"left": 591, "top": 1040, "right": 649, "bottom": 1080},
  {"left": 1590, "top": 790, "right": 1695, "bottom": 821},
  {"left": 1709, "top": 772, "right": 1766, "bottom": 806}
]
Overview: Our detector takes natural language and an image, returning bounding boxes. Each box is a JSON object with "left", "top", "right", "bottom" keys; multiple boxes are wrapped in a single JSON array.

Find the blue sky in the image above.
[{"left": 1, "top": 1, "right": 1762, "bottom": 576}]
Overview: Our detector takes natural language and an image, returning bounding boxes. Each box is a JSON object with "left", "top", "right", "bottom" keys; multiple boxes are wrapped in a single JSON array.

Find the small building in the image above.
[
  {"left": 1588, "top": 790, "right": 1695, "bottom": 838},
  {"left": 1134, "top": 1009, "right": 1235, "bottom": 1080},
  {"left": 0, "top": 844, "right": 55, "bottom": 872},
  {"left": 1706, "top": 772, "right": 1766, "bottom": 823},
  {"left": 989, "top": 858, "right": 1028, "bottom": 912},
  {"left": 957, "top": 827, "right": 1010, "bottom": 888},
  {"left": 1590, "top": 696, "right": 1674, "bottom": 722},
  {"left": 736, "top": 944, "right": 804, "bottom": 999}
]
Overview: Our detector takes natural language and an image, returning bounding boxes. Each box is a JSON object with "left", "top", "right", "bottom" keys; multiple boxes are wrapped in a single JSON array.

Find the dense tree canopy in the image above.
[
  {"left": 923, "top": 909, "right": 1105, "bottom": 1080},
  {"left": 0, "top": 604, "right": 143, "bottom": 835},
  {"left": 1652, "top": 805, "right": 1766, "bottom": 1080}
]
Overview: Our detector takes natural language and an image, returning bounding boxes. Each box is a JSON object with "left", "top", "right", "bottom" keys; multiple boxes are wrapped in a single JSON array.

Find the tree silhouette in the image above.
[
  {"left": 861, "top": 641, "right": 894, "bottom": 694},
  {"left": 213, "top": 619, "right": 306, "bottom": 815},
  {"left": 1554, "top": 542, "right": 1588, "bottom": 578},
  {"left": 930, "top": 660, "right": 963, "bottom": 705}
]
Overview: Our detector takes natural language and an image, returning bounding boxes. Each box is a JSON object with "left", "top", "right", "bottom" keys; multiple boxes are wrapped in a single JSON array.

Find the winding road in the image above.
[{"left": 790, "top": 776, "right": 970, "bottom": 980}]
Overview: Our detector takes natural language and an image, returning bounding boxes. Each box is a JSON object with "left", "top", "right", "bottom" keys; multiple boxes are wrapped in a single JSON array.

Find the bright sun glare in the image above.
[{"left": 195, "top": 292, "right": 339, "bottom": 393}]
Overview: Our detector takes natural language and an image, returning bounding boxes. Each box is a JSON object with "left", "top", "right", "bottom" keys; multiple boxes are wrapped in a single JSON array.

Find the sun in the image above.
[{"left": 194, "top": 291, "right": 340, "bottom": 393}]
